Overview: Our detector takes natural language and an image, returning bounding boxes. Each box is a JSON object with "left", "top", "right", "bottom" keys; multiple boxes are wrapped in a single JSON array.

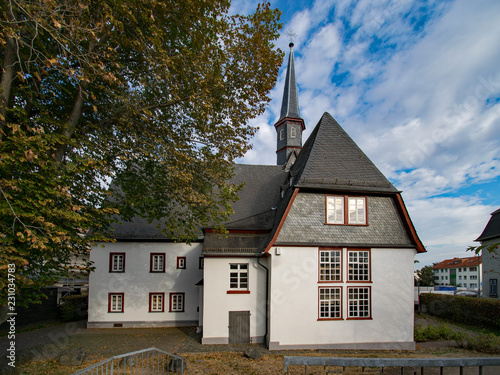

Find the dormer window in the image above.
[{"left": 326, "top": 195, "right": 367, "bottom": 225}]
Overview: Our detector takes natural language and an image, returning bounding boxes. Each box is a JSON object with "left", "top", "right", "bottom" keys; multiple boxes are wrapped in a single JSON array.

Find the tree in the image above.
[
  {"left": 415, "top": 265, "right": 435, "bottom": 286},
  {"left": 0, "top": 0, "right": 283, "bottom": 306}
]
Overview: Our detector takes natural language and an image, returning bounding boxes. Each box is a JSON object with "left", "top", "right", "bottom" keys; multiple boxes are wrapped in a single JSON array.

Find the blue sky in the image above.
[{"left": 231, "top": 0, "right": 500, "bottom": 269}]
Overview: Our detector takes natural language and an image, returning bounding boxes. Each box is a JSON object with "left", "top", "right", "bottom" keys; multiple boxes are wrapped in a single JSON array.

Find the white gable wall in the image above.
[
  {"left": 88, "top": 241, "right": 202, "bottom": 328},
  {"left": 268, "top": 246, "right": 415, "bottom": 350}
]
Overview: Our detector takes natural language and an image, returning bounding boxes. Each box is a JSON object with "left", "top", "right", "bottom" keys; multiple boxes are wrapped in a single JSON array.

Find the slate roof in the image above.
[
  {"left": 290, "top": 112, "right": 398, "bottom": 193},
  {"left": 279, "top": 43, "right": 301, "bottom": 121},
  {"left": 432, "top": 256, "right": 482, "bottom": 270},
  {"left": 107, "top": 217, "right": 175, "bottom": 241},
  {"left": 475, "top": 208, "right": 500, "bottom": 242}
]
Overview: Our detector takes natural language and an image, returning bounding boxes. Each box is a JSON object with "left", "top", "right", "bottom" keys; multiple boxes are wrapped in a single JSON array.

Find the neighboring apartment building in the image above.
[
  {"left": 432, "top": 256, "right": 482, "bottom": 290},
  {"left": 87, "top": 43, "right": 425, "bottom": 350},
  {"left": 475, "top": 208, "right": 500, "bottom": 298}
]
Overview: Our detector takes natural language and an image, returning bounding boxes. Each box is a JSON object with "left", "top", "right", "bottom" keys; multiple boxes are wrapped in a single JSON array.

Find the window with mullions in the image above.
[
  {"left": 108, "top": 293, "right": 124, "bottom": 312},
  {"left": 348, "top": 250, "right": 370, "bottom": 282},
  {"left": 348, "top": 197, "right": 366, "bottom": 224},
  {"left": 348, "top": 287, "right": 370, "bottom": 318},
  {"left": 319, "top": 287, "right": 342, "bottom": 319},
  {"left": 109, "top": 253, "right": 125, "bottom": 272},
  {"left": 319, "top": 250, "right": 342, "bottom": 282},
  {"left": 169, "top": 293, "right": 185, "bottom": 312},
  {"left": 149, "top": 293, "right": 164, "bottom": 312},
  {"left": 229, "top": 264, "right": 248, "bottom": 290},
  {"left": 326, "top": 196, "right": 367, "bottom": 225},
  {"left": 150, "top": 253, "right": 165, "bottom": 272}
]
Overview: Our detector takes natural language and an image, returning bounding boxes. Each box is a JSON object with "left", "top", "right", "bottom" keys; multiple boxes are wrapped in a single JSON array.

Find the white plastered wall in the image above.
[
  {"left": 202, "top": 256, "right": 268, "bottom": 344},
  {"left": 88, "top": 242, "right": 202, "bottom": 327},
  {"left": 268, "top": 246, "right": 416, "bottom": 350}
]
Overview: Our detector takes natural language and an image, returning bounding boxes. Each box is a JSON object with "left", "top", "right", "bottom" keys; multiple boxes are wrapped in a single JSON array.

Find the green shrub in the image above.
[
  {"left": 453, "top": 331, "right": 500, "bottom": 354},
  {"left": 414, "top": 324, "right": 455, "bottom": 342},
  {"left": 59, "top": 294, "right": 88, "bottom": 322},
  {"left": 419, "top": 294, "right": 500, "bottom": 330}
]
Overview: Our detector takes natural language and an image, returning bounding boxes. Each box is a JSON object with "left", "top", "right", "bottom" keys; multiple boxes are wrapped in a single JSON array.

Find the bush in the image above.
[
  {"left": 414, "top": 324, "right": 455, "bottom": 342},
  {"left": 453, "top": 331, "right": 500, "bottom": 354},
  {"left": 59, "top": 294, "right": 88, "bottom": 322},
  {"left": 420, "top": 293, "right": 500, "bottom": 330}
]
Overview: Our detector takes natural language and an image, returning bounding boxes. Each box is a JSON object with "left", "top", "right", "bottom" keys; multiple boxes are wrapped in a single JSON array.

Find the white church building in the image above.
[{"left": 87, "top": 43, "right": 425, "bottom": 350}]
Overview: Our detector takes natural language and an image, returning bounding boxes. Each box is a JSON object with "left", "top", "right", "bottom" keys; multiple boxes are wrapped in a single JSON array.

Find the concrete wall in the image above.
[
  {"left": 268, "top": 246, "right": 416, "bottom": 350},
  {"left": 88, "top": 242, "right": 202, "bottom": 328},
  {"left": 202, "top": 256, "right": 268, "bottom": 344}
]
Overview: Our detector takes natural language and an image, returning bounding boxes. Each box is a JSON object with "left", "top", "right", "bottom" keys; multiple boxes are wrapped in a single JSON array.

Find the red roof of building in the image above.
[{"left": 432, "top": 256, "right": 482, "bottom": 270}]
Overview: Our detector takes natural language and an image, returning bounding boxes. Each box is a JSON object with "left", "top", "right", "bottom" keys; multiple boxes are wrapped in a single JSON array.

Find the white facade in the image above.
[
  {"left": 88, "top": 242, "right": 203, "bottom": 328},
  {"left": 202, "top": 257, "right": 268, "bottom": 344},
  {"left": 433, "top": 263, "right": 482, "bottom": 289},
  {"left": 267, "top": 246, "right": 416, "bottom": 350},
  {"left": 481, "top": 241, "right": 500, "bottom": 298}
]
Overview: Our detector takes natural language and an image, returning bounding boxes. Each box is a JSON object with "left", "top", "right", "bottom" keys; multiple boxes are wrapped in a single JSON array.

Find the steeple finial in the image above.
[{"left": 279, "top": 41, "right": 300, "bottom": 120}]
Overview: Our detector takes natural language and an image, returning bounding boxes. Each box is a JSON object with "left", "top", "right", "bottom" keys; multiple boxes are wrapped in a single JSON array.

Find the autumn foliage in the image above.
[{"left": 0, "top": 0, "right": 283, "bottom": 305}]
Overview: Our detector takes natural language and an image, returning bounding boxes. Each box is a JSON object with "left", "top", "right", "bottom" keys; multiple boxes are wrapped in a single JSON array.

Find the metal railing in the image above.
[
  {"left": 283, "top": 356, "right": 500, "bottom": 374},
  {"left": 71, "top": 347, "right": 184, "bottom": 375}
]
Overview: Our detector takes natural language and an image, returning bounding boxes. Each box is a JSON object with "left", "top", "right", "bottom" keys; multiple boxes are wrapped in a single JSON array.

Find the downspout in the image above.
[{"left": 257, "top": 252, "right": 269, "bottom": 347}]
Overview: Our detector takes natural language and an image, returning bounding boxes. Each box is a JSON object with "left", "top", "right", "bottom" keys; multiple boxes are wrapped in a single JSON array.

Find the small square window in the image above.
[
  {"left": 108, "top": 293, "right": 124, "bottom": 312},
  {"left": 109, "top": 253, "right": 125, "bottom": 273},
  {"left": 150, "top": 253, "right": 165, "bottom": 272},
  {"left": 169, "top": 293, "right": 185, "bottom": 312},
  {"left": 177, "top": 257, "right": 186, "bottom": 269},
  {"left": 149, "top": 293, "right": 164, "bottom": 312}
]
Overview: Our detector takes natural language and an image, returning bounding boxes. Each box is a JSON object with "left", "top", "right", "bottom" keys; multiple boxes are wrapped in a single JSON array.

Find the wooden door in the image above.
[{"left": 228, "top": 311, "right": 250, "bottom": 344}]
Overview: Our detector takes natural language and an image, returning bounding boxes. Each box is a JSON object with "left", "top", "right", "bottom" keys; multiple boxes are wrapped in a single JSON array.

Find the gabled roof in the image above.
[
  {"left": 475, "top": 208, "right": 500, "bottom": 242},
  {"left": 432, "top": 256, "right": 482, "bottom": 270},
  {"left": 291, "top": 112, "right": 397, "bottom": 193},
  {"left": 279, "top": 43, "right": 301, "bottom": 121}
]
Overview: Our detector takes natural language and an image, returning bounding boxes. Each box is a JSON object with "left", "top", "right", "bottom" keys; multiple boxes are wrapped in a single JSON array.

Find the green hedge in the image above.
[
  {"left": 59, "top": 294, "right": 88, "bottom": 322},
  {"left": 420, "top": 293, "right": 500, "bottom": 330}
]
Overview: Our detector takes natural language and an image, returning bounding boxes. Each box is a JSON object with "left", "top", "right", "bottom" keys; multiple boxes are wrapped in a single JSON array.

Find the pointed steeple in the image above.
[
  {"left": 279, "top": 43, "right": 301, "bottom": 120},
  {"left": 275, "top": 43, "right": 305, "bottom": 166}
]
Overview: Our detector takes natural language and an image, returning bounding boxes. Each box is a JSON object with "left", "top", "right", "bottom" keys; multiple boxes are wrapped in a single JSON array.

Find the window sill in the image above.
[
  {"left": 317, "top": 318, "right": 343, "bottom": 321},
  {"left": 346, "top": 317, "right": 372, "bottom": 320},
  {"left": 149, "top": 271, "right": 165, "bottom": 273},
  {"left": 227, "top": 290, "right": 250, "bottom": 294}
]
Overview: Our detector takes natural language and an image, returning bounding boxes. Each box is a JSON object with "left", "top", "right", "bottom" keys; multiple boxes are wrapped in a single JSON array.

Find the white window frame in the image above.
[
  {"left": 347, "top": 287, "right": 371, "bottom": 319},
  {"left": 348, "top": 197, "right": 366, "bottom": 224},
  {"left": 319, "top": 287, "right": 342, "bottom": 320},
  {"left": 279, "top": 128, "right": 284, "bottom": 140},
  {"left": 150, "top": 253, "right": 165, "bottom": 272},
  {"left": 110, "top": 253, "right": 125, "bottom": 272},
  {"left": 177, "top": 257, "right": 186, "bottom": 269},
  {"left": 291, "top": 126, "right": 296, "bottom": 138},
  {"left": 169, "top": 293, "right": 185, "bottom": 312},
  {"left": 348, "top": 250, "right": 371, "bottom": 282},
  {"left": 149, "top": 293, "right": 164, "bottom": 312},
  {"left": 319, "top": 249, "right": 342, "bottom": 282},
  {"left": 326, "top": 196, "right": 344, "bottom": 224},
  {"left": 108, "top": 293, "right": 124, "bottom": 313},
  {"left": 229, "top": 263, "right": 249, "bottom": 290}
]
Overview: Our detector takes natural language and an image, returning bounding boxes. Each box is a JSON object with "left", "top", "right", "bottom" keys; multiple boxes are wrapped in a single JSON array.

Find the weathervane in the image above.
[{"left": 285, "top": 28, "right": 298, "bottom": 48}]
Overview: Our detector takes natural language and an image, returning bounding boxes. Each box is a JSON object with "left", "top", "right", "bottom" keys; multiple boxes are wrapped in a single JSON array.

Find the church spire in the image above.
[
  {"left": 275, "top": 43, "right": 305, "bottom": 166},
  {"left": 279, "top": 43, "right": 300, "bottom": 120}
]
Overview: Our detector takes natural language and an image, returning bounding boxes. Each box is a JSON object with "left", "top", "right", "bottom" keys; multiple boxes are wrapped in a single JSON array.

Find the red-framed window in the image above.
[
  {"left": 318, "top": 287, "right": 342, "bottom": 320},
  {"left": 347, "top": 286, "right": 371, "bottom": 319},
  {"left": 347, "top": 250, "right": 371, "bottom": 282},
  {"left": 325, "top": 195, "right": 368, "bottom": 225},
  {"left": 149, "top": 293, "right": 165, "bottom": 312},
  {"left": 108, "top": 293, "right": 124, "bottom": 313},
  {"left": 109, "top": 253, "right": 125, "bottom": 273},
  {"left": 150, "top": 253, "right": 165, "bottom": 273},
  {"left": 177, "top": 257, "right": 186, "bottom": 269},
  {"left": 169, "top": 292, "right": 185, "bottom": 312},
  {"left": 319, "top": 248, "right": 342, "bottom": 282}
]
